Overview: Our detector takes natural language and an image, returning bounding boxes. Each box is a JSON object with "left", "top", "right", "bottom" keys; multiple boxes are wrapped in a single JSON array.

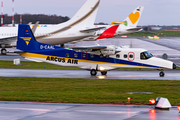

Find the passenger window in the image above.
[
  {"left": 124, "top": 54, "right": 127, "bottom": 58},
  {"left": 116, "top": 54, "right": 120, "bottom": 58},
  {"left": 74, "top": 53, "right": 78, "bottom": 57},
  {"left": 66, "top": 53, "right": 69, "bottom": 57},
  {"left": 129, "top": 54, "right": 133, "bottom": 58},
  {"left": 82, "top": 54, "right": 86, "bottom": 58},
  {"left": 90, "top": 54, "right": 94, "bottom": 58}
]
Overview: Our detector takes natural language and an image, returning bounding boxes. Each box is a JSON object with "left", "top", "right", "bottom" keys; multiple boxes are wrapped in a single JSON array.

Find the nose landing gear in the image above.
[{"left": 159, "top": 70, "right": 165, "bottom": 77}]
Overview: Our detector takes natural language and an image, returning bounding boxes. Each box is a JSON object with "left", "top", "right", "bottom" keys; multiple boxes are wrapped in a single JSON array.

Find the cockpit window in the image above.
[{"left": 140, "top": 51, "right": 153, "bottom": 60}]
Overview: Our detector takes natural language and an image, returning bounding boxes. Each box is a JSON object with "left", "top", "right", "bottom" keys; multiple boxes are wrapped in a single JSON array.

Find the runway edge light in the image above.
[
  {"left": 155, "top": 97, "right": 171, "bottom": 110},
  {"left": 149, "top": 98, "right": 156, "bottom": 105},
  {"left": 177, "top": 106, "right": 180, "bottom": 113}
]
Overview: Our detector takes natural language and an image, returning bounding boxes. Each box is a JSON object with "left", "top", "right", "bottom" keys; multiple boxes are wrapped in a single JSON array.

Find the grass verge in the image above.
[{"left": 0, "top": 77, "right": 180, "bottom": 105}]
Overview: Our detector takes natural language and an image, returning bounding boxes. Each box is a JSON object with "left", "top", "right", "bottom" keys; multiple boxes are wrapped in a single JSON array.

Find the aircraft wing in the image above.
[
  {"left": 80, "top": 27, "right": 106, "bottom": 32},
  {"left": 72, "top": 45, "right": 107, "bottom": 52}
]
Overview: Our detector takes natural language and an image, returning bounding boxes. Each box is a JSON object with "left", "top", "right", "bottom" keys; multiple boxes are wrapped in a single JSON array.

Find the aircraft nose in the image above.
[{"left": 173, "top": 63, "right": 177, "bottom": 69}]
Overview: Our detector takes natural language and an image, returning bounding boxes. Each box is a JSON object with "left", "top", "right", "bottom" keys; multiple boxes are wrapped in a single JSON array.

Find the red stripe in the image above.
[{"left": 96, "top": 25, "right": 119, "bottom": 40}]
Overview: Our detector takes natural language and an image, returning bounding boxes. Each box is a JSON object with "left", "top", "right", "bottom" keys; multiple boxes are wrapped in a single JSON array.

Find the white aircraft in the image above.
[
  {"left": 16, "top": 24, "right": 177, "bottom": 77},
  {"left": 0, "top": 0, "right": 103, "bottom": 54},
  {"left": 84, "top": 6, "right": 144, "bottom": 41}
]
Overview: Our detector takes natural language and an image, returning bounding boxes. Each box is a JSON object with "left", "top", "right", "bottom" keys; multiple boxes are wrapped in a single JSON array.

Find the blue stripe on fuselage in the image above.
[{"left": 26, "top": 48, "right": 165, "bottom": 69}]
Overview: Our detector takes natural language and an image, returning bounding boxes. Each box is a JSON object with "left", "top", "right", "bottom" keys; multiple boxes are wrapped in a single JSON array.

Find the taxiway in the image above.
[
  {"left": 0, "top": 69, "right": 179, "bottom": 80},
  {"left": 0, "top": 101, "right": 179, "bottom": 120}
]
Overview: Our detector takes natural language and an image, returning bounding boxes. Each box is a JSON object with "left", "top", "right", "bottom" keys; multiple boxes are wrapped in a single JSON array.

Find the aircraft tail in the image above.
[
  {"left": 17, "top": 24, "right": 60, "bottom": 52},
  {"left": 57, "top": 0, "right": 100, "bottom": 29},
  {"left": 118, "top": 6, "right": 144, "bottom": 31}
]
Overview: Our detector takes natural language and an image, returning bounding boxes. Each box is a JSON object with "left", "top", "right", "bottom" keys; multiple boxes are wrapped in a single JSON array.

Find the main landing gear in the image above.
[
  {"left": 90, "top": 69, "right": 107, "bottom": 76},
  {"left": 159, "top": 70, "right": 165, "bottom": 77},
  {"left": 90, "top": 69, "right": 97, "bottom": 76},
  {"left": 1, "top": 48, "right": 7, "bottom": 55}
]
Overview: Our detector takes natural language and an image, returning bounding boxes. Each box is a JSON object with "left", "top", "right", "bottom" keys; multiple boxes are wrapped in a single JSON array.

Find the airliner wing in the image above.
[
  {"left": 72, "top": 45, "right": 107, "bottom": 52},
  {"left": 80, "top": 27, "right": 106, "bottom": 32}
]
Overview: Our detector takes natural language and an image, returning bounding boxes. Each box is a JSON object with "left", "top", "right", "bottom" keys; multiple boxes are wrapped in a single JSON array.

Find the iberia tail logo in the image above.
[{"left": 20, "top": 37, "right": 31, "bottom": 45}]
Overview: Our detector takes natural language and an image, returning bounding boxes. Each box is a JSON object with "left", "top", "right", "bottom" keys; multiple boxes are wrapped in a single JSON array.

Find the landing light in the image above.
[
  {"left": 177, "top": 106, "right": 180, "bottom": 112},
  {"left": 149, "top": 98, "right": 156, "bottom": 105},
  {"left": 99, "top": 67, "right": 105, "bottom": 71}
]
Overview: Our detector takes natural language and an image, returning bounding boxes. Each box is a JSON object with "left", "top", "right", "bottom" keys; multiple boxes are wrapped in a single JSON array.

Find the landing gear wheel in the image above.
[
  {"left": 159, "top": 71, "right": 165, "bottom": 77},
  {"left": 1, "top": 48, "right": 7, "bottom": 55},
  {"left": 101, "top": 71, "right": 107, "bottom": 75},
  {"left": 90, "top": 69, "right": 97, "bottom": 76}
]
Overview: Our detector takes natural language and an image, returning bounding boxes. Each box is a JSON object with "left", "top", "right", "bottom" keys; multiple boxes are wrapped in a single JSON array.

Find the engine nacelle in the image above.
[{"left": 101, "top": 45, "right": 116, "bottom": 55}]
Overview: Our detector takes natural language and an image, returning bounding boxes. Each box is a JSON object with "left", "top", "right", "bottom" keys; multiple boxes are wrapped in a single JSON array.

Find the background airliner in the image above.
[
  {"left": 0, "top": 0, "right": 102, "bottom": 54},
  {"left": 0, "top": 2, "right": 143, "bottom": 55}
]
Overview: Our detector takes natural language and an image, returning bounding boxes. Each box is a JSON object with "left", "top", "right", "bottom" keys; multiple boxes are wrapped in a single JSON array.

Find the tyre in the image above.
[
  {"left": 101, "top": 71, "right": 107, "bottom": 75},
  {"left": 1, "top": 49, "right": 7, "bottom": 55},
  {"left": 159, "top": 71, "right": 165, "bottom": 77},
  {"left": 90, "top": 69, "right": 97, "bottom": 76}
]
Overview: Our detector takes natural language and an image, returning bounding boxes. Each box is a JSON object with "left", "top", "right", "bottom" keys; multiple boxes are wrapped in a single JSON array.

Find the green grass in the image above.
[
  {"left": 0, "top": 60, "right": 82, "bottom": 70},
  {"left": 1, "top": 60, "right": 179, "bottom": 70},
  {"left": 121, "top": 31, "right": 180, "bottom": 37},
  {"left": 0, "top": 77, "right": 180, "bottom": 105}
]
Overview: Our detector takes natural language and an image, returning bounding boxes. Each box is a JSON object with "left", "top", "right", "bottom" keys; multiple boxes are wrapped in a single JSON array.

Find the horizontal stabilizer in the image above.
[
  {"left": 80, "top": 27, "right": 105, "bottom": 32},
  {"left": 110, "top": 21, "right": 124, "bottom": 26},
  {"left": 127, "top": 27, "right": 142, "bottom": 31}
]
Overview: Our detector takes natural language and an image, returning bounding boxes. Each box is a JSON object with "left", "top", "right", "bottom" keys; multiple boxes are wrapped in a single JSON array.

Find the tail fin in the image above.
[
  {"left": 17, "top": 24, "right": 60, "bottom": 51},
  {"left": 95, "top": 25, "right": 119, "bottom": 40},
  {"left": 57, "top": 0, "right": 100, "bottom": 29},
  {"left": 118, "top": 6, "right": 144, "bottom": 30}
]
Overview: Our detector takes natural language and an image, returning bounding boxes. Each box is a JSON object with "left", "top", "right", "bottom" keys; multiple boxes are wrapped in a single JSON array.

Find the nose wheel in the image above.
[{"left": 159, "top": 71, "right": 165, "bottom": 77}]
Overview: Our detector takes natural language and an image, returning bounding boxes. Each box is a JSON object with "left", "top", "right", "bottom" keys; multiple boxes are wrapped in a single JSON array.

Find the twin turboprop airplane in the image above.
[{"left": 16, "top": 24, "right": 176, "bottom": 77}]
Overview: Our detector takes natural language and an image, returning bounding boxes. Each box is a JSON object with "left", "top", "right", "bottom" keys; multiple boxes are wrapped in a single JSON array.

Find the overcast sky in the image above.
[{"left": 2, "top": 0, "right": 180, "bottom": 25}]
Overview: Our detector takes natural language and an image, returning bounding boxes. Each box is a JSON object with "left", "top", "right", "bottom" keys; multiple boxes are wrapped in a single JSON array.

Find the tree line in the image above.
[{"left": 2, "top": 14, "right": 70, "bottom": 24}]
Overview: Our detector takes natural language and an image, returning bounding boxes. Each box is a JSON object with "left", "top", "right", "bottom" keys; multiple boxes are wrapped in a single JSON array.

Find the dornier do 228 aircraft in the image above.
[
  {"left": 0, "top": 0, "right": 103, "bottom": 55},
  {"left": 16, "top": 24, "right": 176, "bottom": 77}
]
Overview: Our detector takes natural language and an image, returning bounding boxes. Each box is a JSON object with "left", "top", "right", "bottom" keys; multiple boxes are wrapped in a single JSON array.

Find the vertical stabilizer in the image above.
[
  {"left": 17, "top": 24, "right": 60, "bottom": 51},
  {"left": 118, "top": 6, "right": 144, "bottom": 31},
  {"left": 57, "top": 0, "right": 100, "bottom": 29}
]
